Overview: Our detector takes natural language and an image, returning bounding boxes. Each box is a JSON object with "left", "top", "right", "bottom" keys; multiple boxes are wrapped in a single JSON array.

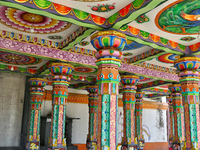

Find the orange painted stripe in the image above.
[
  {"left": 144, "top": 142, "right": 168, "bottom": 150},
  {"left": 74, "top": 142, "right": 168, "bottom": 150},
  {"left": 44, "top": 92, "right": 168, "bottom": 110},
  {"left": 73, "top": 144, "right": 87, "bottom": 150}
]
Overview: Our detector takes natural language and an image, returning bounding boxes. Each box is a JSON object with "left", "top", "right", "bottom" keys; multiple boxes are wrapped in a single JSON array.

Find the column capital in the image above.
[
  {"left": 91, "top": 30, "right": 127, "bottom": 51},
  {"left": 49, "top": 62, "right": 74, "bottom": 75},
  {"left": 86, "top": 85, "right": 98, "bottom": 93},
  {"left": 29, "top": 78, "right": 47, "bottom": 87},
  {"left": 168, "top": 84, "right": 182, "bottom": 93},
  {"left": 174, "top": 56, "right": 200, "bottom": 71},
  {"left": 135, "top": 92, "right": 145, "bottom": 99},
  {"left": 121, "top": 75, "right": 139, "bottom": 85}
]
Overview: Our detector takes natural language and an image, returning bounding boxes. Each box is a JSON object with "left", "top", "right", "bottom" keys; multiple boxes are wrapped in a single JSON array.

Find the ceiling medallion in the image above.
[
  {"left": 157, "top": 53, "right": 180, "bottom": 64},
  {"left": 74, "top": 66, "right": 95, "bottom": 73},
  {"left": 180, "top": 36, "right": 196, "bottom": 42},
  {"left": 135, "top": 14, "right": 149, "bottom": 23},
  {"left": 156, "top": 0, "right": 200, "bottom": 35},
  {"left": 21, "top": 13, "right": 45, "bottom": 23},
  {"left": 123, "top": 52, "right": 133, "bottom": 56},
  {"left": 0, "top": 6, "right": 72, "bottom": 34},
  {"left": 79, "top": 41, "right": 90, "bottom": 46},
  {"left": 48, "top": 35, "right": 63, "bottom": 40},
  {"left": 0, "top": 51, "right": 42, "bottom": 65}
]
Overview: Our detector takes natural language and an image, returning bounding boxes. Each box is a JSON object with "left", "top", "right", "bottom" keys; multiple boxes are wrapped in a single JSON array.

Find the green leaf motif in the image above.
[
  {"left": 73, "top": 9, "right": 89, "bottom": 20},
  {"left": 33, "top": 0, "right": 52, "bottom": 9}
]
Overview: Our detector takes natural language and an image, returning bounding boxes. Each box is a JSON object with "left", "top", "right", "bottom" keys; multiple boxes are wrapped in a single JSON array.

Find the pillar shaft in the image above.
[
  {"left": 48, "top": 63, "right": 74, "bottom": 150},
  {"left": 121, "top": 75, "right": 139, "bottom": 145},
  {"left": 26, "top": 78, "right": 47, "bottom": 150},
  {"left": 135, "top": 92, "right": 145, "bottom": 140},
  {"left": 168, "top": 84, "right": 185, "bottom": 143},
  {"left": 91, "top": 30, "right": 127, "bottom": 150},
  {"left": 86, "top": 85, "right": 98, "bottom": 149},
  {"left": 175, "top": 57, "right": 200, "bottom": 150},
  {"left": 167, "top": 96, "right": 175, "bottom": 140}
]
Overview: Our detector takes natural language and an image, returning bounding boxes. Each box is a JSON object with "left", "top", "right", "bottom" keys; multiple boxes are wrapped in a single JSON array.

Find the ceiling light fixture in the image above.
[
  {"left": 30, "top": 25, "right": 34, "bottom": 33},
  {"left": 11, "top": 66, "right": 14, "bottom": 71}
]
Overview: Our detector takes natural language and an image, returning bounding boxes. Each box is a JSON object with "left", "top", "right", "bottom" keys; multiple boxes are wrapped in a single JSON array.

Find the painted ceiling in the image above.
[{"left": 2, "top": 0, "right": 200, "bottom": 97}]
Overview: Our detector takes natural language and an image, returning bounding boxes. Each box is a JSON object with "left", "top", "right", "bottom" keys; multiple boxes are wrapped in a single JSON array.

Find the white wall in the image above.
[
  {"left": 143, "top": 109, "right": 167, "bottom": 142},
  {"left": 0, "top": 72, "right": 26, "bottom": 146}
]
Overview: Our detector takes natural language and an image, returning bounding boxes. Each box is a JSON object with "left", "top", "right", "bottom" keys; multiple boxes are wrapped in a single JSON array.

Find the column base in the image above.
[
  {"left": 86, "top": 140, "right": 97, "bottom": 150},
  {"left": 48, "top": 147, "right": 67, "bottom": 150},
  {"left": 26, "top": 141, "right": 40, "bottom": 150},
  {"left": 176, "top": 147, "right": 200, "bottom": 150},
  {"left": 121, "top": 143, "right": 138, "bottom": 150}
]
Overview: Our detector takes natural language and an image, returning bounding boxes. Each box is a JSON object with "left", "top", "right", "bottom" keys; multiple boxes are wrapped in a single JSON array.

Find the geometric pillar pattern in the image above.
[
  {"left": 135, "top": 92, "right": 145, "bottom": 141},
  {"left": 168, "top": 84, "right": 185, "bottom": 143},
  {"left": 26, "top": 78, "right": 47, "bottom": 150},
  {"left": 91, "top": 30, "right": 127, "bottom": 150},
  {"left": 48, "top": 62, "right": 74, "bottom": 150},
  {"left": 166, "top": 96, "right": 175, "bottom": 142},
  {"left": 86, "top": 85, "right": 98, "bottom": 150},
  {"left": 121, "top": 75, "right": 139, "bottom": 146},
  {"left": 174, "top": 57, "right": 200, "bottom": 150}
]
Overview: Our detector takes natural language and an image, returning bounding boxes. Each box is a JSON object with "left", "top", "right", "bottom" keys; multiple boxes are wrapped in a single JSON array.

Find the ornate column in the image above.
[
  {"left": 166, "top": 96, "right": 175, "bottom": 145},
  {"left": 168, "top": 84, "right": 185, "bottom": 144},
  {"left": 135, "top": 92, "right": 145, "bottom": 140},
  {"left": 91, "top": 30, "right": 127, "bottom": 150},
  {"left": 86, "top": 85, "right": 98, "bottom": 150},
  {"left": 48, "top": 62, "right": 74, "bottom": 150},
  {"left": 135, "top": 92, "right": 145, "bottom": 149},
  {"left": 121, "top": 75, "right": 139, "bottom": 148},
  {"left": 26, "top": 78, "right": 47, "bottom": 150},
  {"left": 174, "top": 57, "right": 200, "bottom": 150}
]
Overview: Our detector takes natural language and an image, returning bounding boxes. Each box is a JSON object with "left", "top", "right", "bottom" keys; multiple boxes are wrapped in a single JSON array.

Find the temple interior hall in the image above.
[{"left": 0, "top": 0, "right": 200, "bottom": 150}]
